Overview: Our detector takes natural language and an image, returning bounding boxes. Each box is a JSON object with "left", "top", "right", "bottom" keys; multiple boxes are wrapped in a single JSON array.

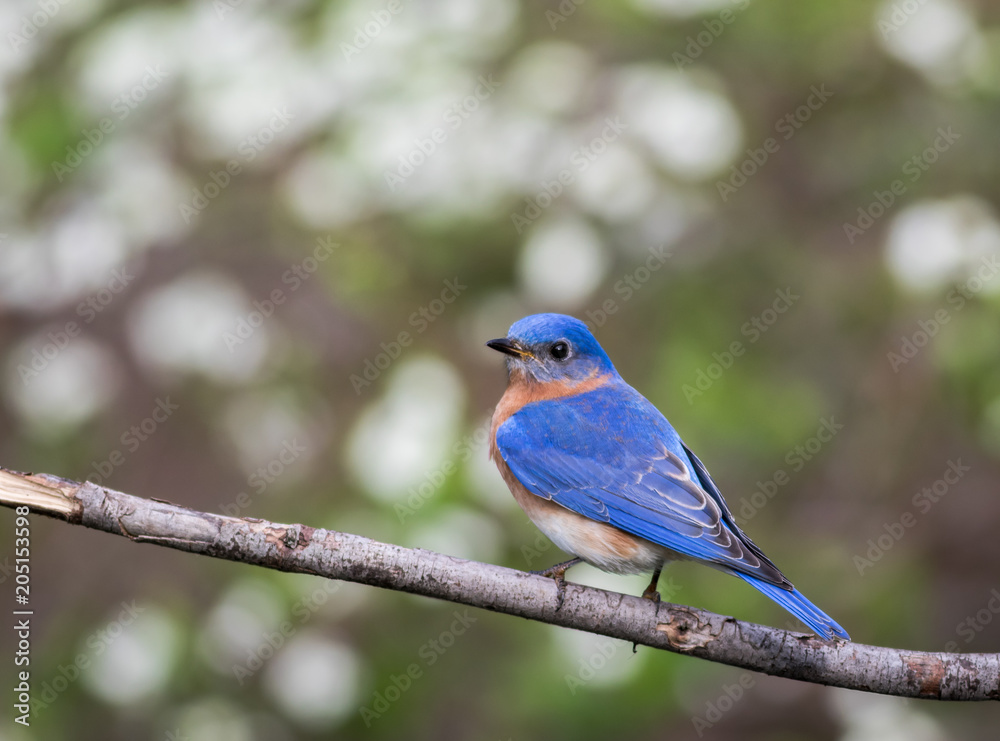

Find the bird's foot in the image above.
[
  {"left": 530, "top": 558, "right": 583, "bottom": 611},
  {"left": 641, "top": 566, "right": 663, "bottom": 603},
  {"left": 641, "top": 586, "right": 661, "bottom": 603}
]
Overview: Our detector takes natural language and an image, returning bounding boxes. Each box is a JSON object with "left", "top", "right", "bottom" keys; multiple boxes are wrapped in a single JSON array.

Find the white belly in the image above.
[
  {"left": 498, "top": 458, "right": 673, "bottom": 575},
  {"left": 530, "top": 503, "right": 673, "bottom": 575}
]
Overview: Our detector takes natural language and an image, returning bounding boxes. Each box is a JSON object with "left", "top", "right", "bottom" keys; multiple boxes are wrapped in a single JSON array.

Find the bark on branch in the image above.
[{"left": 1, "top": 466, "right": 997, "bottom": 701}]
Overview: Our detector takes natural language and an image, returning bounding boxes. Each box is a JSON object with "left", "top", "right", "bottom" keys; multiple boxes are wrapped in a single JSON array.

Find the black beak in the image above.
[{"left": 486, "top": 338, "right": 532, "bottom": 358}]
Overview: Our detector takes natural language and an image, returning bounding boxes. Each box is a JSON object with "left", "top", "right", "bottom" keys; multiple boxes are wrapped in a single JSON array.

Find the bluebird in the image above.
[{"left": 487, "top": 313, "right": 849, "bottom": 641}]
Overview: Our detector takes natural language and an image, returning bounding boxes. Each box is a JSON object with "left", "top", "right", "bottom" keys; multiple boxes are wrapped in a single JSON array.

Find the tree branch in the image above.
[{"left": 1, "top": 466, "right": 996, "bottom": 701}]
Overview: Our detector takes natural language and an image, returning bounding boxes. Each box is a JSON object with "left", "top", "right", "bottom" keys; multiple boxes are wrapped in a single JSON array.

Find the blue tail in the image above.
[{"left": 732, "top": 572, "right": 850, "bottom": 641}]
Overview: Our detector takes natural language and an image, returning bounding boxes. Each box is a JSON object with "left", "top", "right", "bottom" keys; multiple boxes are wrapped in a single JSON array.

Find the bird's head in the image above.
[{"left": 486, "top": 313, "right": 617, "bottom": 385}]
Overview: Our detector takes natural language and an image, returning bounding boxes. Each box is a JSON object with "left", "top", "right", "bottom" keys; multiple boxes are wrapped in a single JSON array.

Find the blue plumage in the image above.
[{"left": 488, "top": 313, "right": 849, "bottom": 641}]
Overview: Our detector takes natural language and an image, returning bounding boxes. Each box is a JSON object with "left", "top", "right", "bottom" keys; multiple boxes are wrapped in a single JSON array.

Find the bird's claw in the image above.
[
  {"left": 530, "top": 558, "right": 582, "bottom": 611},
  {"left": 641, "top": 566, "right": 663, "bottom": 604},
  {"left": 553, "top": 574, "right": 568, "bottom": 611}
]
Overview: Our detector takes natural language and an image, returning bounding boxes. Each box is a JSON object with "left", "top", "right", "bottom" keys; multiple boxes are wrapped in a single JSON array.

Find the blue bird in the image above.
[{"left": 487, "top": 313, "right": 849, "bottom": 641}]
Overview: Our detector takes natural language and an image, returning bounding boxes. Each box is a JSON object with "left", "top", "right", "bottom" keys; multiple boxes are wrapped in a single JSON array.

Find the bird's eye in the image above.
[{"left": 550, "top": 341, "right": 570, "bottom": 360}]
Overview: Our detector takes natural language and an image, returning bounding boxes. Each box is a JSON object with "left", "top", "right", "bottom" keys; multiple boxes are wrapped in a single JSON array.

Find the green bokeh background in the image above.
[{"left": 2, "top": 0, "right": 1000, "bottom": 739}]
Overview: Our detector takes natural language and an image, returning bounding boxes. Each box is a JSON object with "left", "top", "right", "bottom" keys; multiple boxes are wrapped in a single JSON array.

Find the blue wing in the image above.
[{"left": 495, "top": 381, "right": 790, "bottom": 586}]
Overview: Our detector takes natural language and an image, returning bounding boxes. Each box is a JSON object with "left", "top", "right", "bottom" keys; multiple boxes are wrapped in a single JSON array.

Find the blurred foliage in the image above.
[{"left": 1, "top": 0, "right": 1000, "bottom": 739}]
